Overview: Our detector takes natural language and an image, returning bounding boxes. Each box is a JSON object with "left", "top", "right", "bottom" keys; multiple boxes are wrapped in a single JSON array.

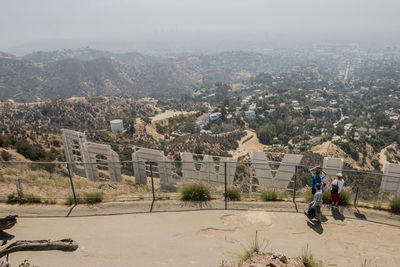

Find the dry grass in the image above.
[
  {"left": 299, "top": 245, "right": 324, "bottom": 267},
  {"left": 0, "top": 164, "right": 154, "bottom": 202}
]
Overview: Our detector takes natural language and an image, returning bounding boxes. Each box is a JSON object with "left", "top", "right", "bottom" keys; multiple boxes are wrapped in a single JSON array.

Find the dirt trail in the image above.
[
  {"left": 230, "top": 130, "right": 268, "bottom": 158},
  {"left": 150, "top": 110, "right": 195, "bottom": 122}
]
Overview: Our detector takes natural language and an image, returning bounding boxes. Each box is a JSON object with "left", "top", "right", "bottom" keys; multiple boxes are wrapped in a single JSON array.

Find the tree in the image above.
[
  {"left": 257, "top": 124, "right": 276, "bottom": 145},
  {"left": 0, "top": 135, "right": 11, "bottom": 148},
  {"left": 302, "top": 106, "right": 310, "bottom": 118},
  {"left": 336, "top": 125, "right": 345, "bottom": 136},
  {"left": 276, "top": 119, "right": 285, "bottom": 135}
]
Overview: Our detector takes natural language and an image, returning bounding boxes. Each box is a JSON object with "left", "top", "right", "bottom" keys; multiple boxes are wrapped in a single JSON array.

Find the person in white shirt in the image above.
[{"left": 331, "top": 172, "right": 345, "bottom": 206}]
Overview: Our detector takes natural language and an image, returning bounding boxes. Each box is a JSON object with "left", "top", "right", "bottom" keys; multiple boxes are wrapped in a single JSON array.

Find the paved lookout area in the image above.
[{"left": 1, "top": 202, "right": 400, "bottom": 267}]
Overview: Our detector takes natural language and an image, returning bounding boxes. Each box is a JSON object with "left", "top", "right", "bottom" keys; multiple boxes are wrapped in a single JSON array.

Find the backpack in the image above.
[
  {"left": 306, "top": 207, "right": 316, "bottom": 219},
  {"left": 331, "top": 183, "right": 339, "bottom": 194}
]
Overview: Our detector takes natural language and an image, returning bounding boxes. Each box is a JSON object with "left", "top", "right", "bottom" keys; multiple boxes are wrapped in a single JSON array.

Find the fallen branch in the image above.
[
  {"left": 0, "top": 239, "right": 78, "bottom": 258},
  {"left": 0, "top": 216, "right": 17, "bottom": 232}
]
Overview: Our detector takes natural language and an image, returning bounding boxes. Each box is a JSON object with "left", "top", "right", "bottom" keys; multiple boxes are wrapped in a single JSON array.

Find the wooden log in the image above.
[
  {"left": 0, "top": 239, "right": 78, "bottom": 258},
  {"left": 0, "top": 216, "right": 17, "bottom": 232}
]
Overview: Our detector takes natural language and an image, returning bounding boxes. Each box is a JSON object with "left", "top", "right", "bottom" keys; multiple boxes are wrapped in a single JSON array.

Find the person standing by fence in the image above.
[
  {"left": 310, "top": 166, "right": 326, "bottom": 195},
  {"left": 306, "top": 183, "right": 323, "bottom": 223},
  {"left": 331, "top": 172, "right": 344, "bottom": 206}
]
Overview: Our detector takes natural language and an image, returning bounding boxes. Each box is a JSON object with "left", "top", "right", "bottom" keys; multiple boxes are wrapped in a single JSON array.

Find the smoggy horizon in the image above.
[{"left": 2, "top": 0, "right": 400, "bottom": 55}]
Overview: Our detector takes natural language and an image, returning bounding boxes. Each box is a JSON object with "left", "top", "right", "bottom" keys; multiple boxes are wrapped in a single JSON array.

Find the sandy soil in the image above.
[
  {"left": 2, "top": 202, "right": 400, "bottom": 267},
  {"left": 145, "top": 123, "right": 165, "bottom": 141},
  {"left": 150, "top": 110, "right": 195, "bottom": 122},
  {"left": 230, "top": 130, "right": 268, "bottom": 158},
  {"left": 311, "top": 141, "right": 365, "bottom": 169}
]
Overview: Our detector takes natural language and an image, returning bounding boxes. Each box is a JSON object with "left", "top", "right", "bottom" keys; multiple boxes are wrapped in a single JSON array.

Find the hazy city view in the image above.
[{"left": 1, "top": 1, "right": 400, "bottom": 267}]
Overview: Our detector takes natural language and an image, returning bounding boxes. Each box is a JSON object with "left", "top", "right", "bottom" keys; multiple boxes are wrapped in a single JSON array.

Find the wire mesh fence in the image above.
[{"left": 0, "top": 159, "right": 399, "bottom": 213}]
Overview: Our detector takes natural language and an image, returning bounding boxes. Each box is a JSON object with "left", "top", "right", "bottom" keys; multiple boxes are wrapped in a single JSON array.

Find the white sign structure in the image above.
[
  {"left": 249, "top": 152, "right": 303, "bottom": 189},
  {"left": 323, "top": 157, "right": 344, "bottom": 177},
  {"left": 132, "top": 147, "right": 173, "bottom": 189},
  {"left": 381, "top": 163, "right": 400, "bottom": 195},
  {"left": 180, "top": 152, "right": 237, "bottom": 186},
  {"left": 87, "top": 143, "right": 122, "bottom": 182},
  {"left": 61, "top": 129, "right": 92, "bottom": 179},
  {"left": 61, "top": 129, "right": 122, "bottom": 182}
]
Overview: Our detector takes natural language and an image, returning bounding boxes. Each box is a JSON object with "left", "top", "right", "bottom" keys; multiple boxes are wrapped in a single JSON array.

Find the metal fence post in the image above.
[
  {"left": 249, "top": 162, "right": 253, "bottom": 196},
  {"left": 354, "top": 186, "right": 359, "bottom": 209},
  {"left": 224, "top": 161, "right": 227, "bottom": 210},
  {"left": 292, "top": 165, "right": 297, "bottom": 203},
  {"left": 67, "top": 163, "right": 77, "bottom": 205},
  {"left": 150, "top": 162, "right": 155, "bottom": 201}
]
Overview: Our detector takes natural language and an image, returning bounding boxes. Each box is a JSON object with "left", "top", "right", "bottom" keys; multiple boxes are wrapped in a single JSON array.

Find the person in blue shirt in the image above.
[{"left": 309, "top": 166, "right": 326, "bottom": 195}]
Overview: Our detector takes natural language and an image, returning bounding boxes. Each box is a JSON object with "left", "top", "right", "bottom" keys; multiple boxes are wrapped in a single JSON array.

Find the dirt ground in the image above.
[
  {"left": 230, "top": 130, "right": 269, "bottom": 158},
  {"left": 1, "top": 202, "right": 400, "bottom": 267}
]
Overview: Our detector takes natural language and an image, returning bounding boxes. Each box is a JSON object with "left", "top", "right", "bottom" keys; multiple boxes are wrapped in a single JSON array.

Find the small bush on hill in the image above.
[
  {"left": 225, "top": 187, "right": 241, "bottom": 201},
  {"left": 65, "top": 195, "right": 76, "bottom": 206},
  {"left": 65, "top": 192, "right": 104, "bottom": 205},
  {"left": 390, "top": 197, "right": 400, "bottom": 214},
  {"left": 43, "top": 198, "right": 57, "bottom": 205},
  {"left": 29, "top": 161, "right": 57, "bottom": 173},
  {"left": 180, "top": 183, "right": 211, "bottom": 202},
  {"left": 260, "top": 190, "right": 281, "bottom": 201},
  {"left": 7, "top": 193, "right": 42, "bottom": 204},
  {"left": 1, "top": 150, "right": 11, "bottom": 161},
  {"left": 15, "top": 141, "right": 46, "bottom": 161},
  {"left": 83, "top": 192, "right": 104, "bottom": 204},
  {"left": 0, "top": 135, "right": 11, "bottom": 148}
]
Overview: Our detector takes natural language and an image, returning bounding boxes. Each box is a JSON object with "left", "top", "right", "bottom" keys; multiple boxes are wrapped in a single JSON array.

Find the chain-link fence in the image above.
[{"left": 0, "top": 159, "right": 399, "bottom": 215}]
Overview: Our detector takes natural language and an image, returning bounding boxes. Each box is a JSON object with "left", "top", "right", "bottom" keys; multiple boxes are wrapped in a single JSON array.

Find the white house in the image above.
[{"left": 245, "top": 110, "right": 256, "bottom": 119}]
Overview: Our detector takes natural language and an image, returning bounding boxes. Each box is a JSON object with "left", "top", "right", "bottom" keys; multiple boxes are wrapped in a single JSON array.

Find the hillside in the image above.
[
  {"left": 0, "top": 48, "right": 309, "bottom": 101},
  {"left": 0, "top": 55, "right": 201, "bottom": 101}
]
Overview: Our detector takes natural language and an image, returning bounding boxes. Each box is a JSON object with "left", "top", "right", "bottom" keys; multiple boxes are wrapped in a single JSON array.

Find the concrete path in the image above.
[{"left": 1, "top": 201, "right": 399, "bottom": 266}]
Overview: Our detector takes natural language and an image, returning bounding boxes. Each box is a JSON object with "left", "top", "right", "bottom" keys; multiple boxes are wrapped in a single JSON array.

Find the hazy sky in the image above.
[{"left": 1, "top": 0, "right": 400, "bottom": 53}]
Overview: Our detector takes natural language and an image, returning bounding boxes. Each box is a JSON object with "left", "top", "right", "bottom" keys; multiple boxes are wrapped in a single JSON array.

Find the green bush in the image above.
[
  {"left": 43, "top": 198, "right": 57, "bottom": 205},
  {"left": 390, "top": 197, "right": 400, "bottom": 214},
  {"left": 7, "top": 193, "right": 42, "bottom": 204},
  {"left": 15, "top": 141, "right": 46, "bottom": 161},
  {"left": 322, "top": 190, "right": 331, "bottom": 204},
  {"left": 260, "top": 190, "right": 281, "bottom": 201},
  {"left": 7, "top": 194, "right": 21, "bottom": 204},
  {"left": 180, "top": 183, "right": 211, "bottom": 202},
  {"left": 29, "top": 161, "right": 56, "bottom": 173},
  {"left": 305, "top": 191, "right": 314, "bottom": 203},
  {"left": 339, "top": 190, "right": 352, "bottom": 206},
  {"left": 25, "top": 194, "right": 42, "bottom": 204},
  {"left": 0, "top": 135, "right": 11, "bottom": 148},
  {"left": 305, "top": 189, "right": 351, "bottom": 206},
  {"left": 83, "top": 192, "right": 104, "bottom": 204},
  {"left": 1, "top": 150, "right": 11, "bottom": 161},
  {"left": 65, "top": 192, "right": 104, "bottom": 205},
  {"left": 65, "top": 195, "right": 77, "bottom": 205},
  {"left": 225, "top": 187, "right": 241, "bottom": 201}
]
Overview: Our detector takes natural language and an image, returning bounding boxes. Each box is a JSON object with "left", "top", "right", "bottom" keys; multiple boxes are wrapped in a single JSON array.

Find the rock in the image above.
[{"left": 272, "top": 252, "right": 288, "bottom": 263}]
